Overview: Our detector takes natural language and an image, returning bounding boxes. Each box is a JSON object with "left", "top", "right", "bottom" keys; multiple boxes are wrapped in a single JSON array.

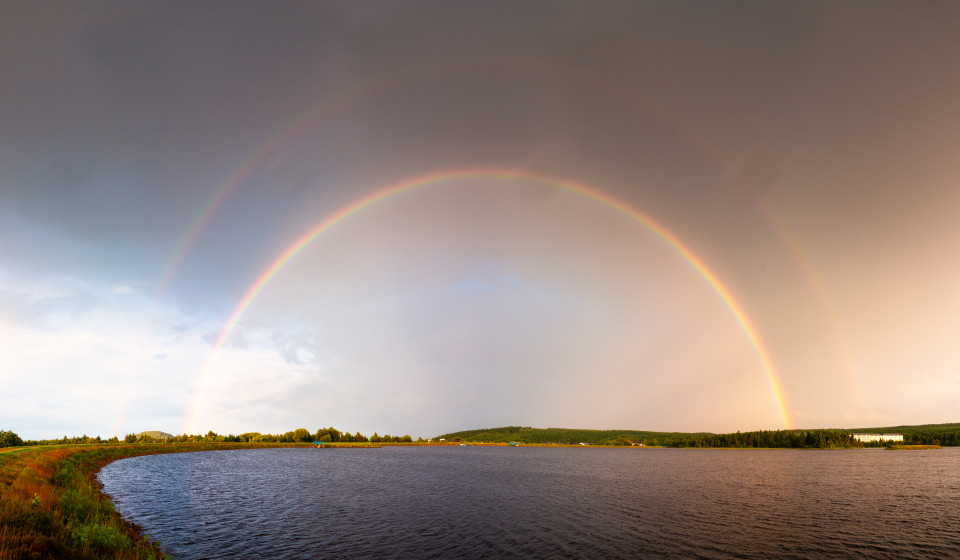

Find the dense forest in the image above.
[{"left": 438, "top": 424, "right": 960, "bottom": 448}]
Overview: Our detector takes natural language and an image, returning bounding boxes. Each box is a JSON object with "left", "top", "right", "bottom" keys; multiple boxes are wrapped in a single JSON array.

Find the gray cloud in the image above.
[{"left": 4, "top": 1, "right": 960, "bottom": 438}]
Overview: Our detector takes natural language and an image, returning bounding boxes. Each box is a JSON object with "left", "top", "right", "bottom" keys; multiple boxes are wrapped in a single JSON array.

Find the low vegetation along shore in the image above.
[
  {"left": 0, "top": 441, "right": 315, "bottom": 559},
  {"left": 2, "top": 422, "right": 956, "bottom": 558},
  {"left": 0, "top": 424, "right": 448, "bottom": 559}
]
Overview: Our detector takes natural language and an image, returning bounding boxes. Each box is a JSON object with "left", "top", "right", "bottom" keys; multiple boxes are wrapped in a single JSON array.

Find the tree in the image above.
[
  {"left": 315, "top": 427, "right": 342, "bottom": 443},
  {"left": 292, "top": 428, "right": 312, "bottom": 442},
  {"left": 370, "top": 432, "right": 381, "bottom": 443},
  {"left": 0, "top": 430, "right": 23, "bottom": 447}
]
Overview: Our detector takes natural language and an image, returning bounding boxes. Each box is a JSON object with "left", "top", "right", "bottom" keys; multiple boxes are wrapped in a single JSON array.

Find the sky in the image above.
[{"left": 2, "top": 1, "right": 960, "bottom": 440}]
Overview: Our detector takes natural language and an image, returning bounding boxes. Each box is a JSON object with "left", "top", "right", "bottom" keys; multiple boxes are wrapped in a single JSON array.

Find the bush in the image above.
[
  {"left": 72, "top": 523, "right": 132, "bottom": 552},
  {"left": 61, "top": 490, "right": 87, "bottom": 523}
]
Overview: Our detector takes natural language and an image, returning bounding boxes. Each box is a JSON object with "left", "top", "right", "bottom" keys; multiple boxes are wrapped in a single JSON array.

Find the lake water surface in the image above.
[{"left": 98, "top": 446, "right": 960, "bottom": 559}]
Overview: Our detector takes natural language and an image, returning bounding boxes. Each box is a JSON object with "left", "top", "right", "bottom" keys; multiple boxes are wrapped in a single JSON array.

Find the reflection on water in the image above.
[{"left": 99, "top": 446, "right": 960, "bottom": 559}]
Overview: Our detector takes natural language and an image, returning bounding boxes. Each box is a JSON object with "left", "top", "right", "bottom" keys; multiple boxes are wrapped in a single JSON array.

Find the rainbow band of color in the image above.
[{"left": 203, "top": 168, "right": 792, "bottom": 429}]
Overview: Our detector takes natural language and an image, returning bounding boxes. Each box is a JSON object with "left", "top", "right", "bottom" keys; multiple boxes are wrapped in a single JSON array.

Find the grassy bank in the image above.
[
  {"left": 885, "top": 444, "right": 942, "bottom": 450},
  {"left": 0, "top": 442, "right": 312, "bottom": 559}
]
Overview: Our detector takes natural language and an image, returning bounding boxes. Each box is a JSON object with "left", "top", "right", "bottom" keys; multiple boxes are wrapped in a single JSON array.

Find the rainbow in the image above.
[
  {"left": 187, "top": 168, "right": 792, "bottom": 432},
  {"left": 154, "top": 58, "right": 683, "bottom": 298},
  {"left": 153, "top": 70, "right": 407, "bottom": 299},
  {"left": 752, "top": 199, "right": 863, "bottom": 406},
  {"left": 151, "top": 58, "right": 852, "bottom": 424},
  {"left": 155, "top": 105, "right": 341, "bottom": 299},
  {"left": 700, "top": 154, "right": 863, "bottom": 407}
]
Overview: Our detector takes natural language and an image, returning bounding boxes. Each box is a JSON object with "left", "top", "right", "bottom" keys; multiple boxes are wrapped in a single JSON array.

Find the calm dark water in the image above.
[{"left": 98, "top": 446, "right": 960, "bottom": 559}]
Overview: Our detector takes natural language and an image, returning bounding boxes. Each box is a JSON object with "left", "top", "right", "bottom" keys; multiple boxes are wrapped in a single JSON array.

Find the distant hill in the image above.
[
  {"left": 436, "top": 426, "right": 704, "bottom": 445},
  {"left": 439, "top": 423, "right": 960, "bottom": 447},
  {"left": 138, "top": 431, "right": 174, "bottom": 440}
]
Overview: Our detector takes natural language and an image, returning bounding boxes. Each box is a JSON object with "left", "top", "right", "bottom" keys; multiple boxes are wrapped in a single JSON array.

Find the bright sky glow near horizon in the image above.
[{"left": 3, "top": 2, "right": 960, "bottom": 440}]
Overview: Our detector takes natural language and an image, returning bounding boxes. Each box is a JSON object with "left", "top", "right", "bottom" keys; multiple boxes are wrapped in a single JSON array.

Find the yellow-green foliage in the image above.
[{"left": 1, "top": 442, "right": 312, "bottom": 559}]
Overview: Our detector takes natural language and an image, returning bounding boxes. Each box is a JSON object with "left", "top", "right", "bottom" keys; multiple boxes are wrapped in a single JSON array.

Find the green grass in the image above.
[{"left": 0, "top": 442, "right": 312, "bottom": 559}]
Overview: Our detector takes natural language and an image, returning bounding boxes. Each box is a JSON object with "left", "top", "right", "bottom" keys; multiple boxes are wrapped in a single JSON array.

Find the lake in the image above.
[{"left": 98, "top": 446, "right": 960, "bottom": 559}]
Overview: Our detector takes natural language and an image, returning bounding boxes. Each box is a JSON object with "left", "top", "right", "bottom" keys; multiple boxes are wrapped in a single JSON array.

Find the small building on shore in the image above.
[{"left": 851, "top": 433, "right": 904, "bottom": 443}]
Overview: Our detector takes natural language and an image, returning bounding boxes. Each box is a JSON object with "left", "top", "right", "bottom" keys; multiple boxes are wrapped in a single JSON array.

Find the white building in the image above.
[{"left": 851, "top": 433, "right": 904, "bottom": 443}]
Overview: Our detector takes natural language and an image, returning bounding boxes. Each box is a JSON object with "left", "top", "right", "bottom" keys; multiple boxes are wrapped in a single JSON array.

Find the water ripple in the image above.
[{"left": 99, "top": 447, "right": 960, "bottom": 559}]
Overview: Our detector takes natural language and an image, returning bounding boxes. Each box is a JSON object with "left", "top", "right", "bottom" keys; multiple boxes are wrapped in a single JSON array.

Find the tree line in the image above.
[
  {"left": 0, "top": 427, "right": 419, "bottom": 447},
  {"left": 126, "top": 427, "right": 418, "bottom": 444},
  {"left": 439, "top": 425, "right": 960, "bottom": 448},
  {"left": 900, "top": 431, "right": 960, "bottom": 446},
  {"left": 5, "top": 424, "right": 960, "bottom": 449},
  {"left": 649, "top": 429, "right": 857, "bottom": 448}
]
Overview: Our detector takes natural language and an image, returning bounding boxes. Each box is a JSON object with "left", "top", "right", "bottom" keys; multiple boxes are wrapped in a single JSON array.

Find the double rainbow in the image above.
[{"left": 185, "top": 168, "right": 792, "bottom": 432}]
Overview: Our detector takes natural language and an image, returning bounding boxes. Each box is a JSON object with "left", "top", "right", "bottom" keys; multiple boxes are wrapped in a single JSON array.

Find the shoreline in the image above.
[
  {"left": 0, "top": 442, "right": 313, "bottom": 558},
  {"left": 3, "top": 442, "right": 954, "bottom": 557}
]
